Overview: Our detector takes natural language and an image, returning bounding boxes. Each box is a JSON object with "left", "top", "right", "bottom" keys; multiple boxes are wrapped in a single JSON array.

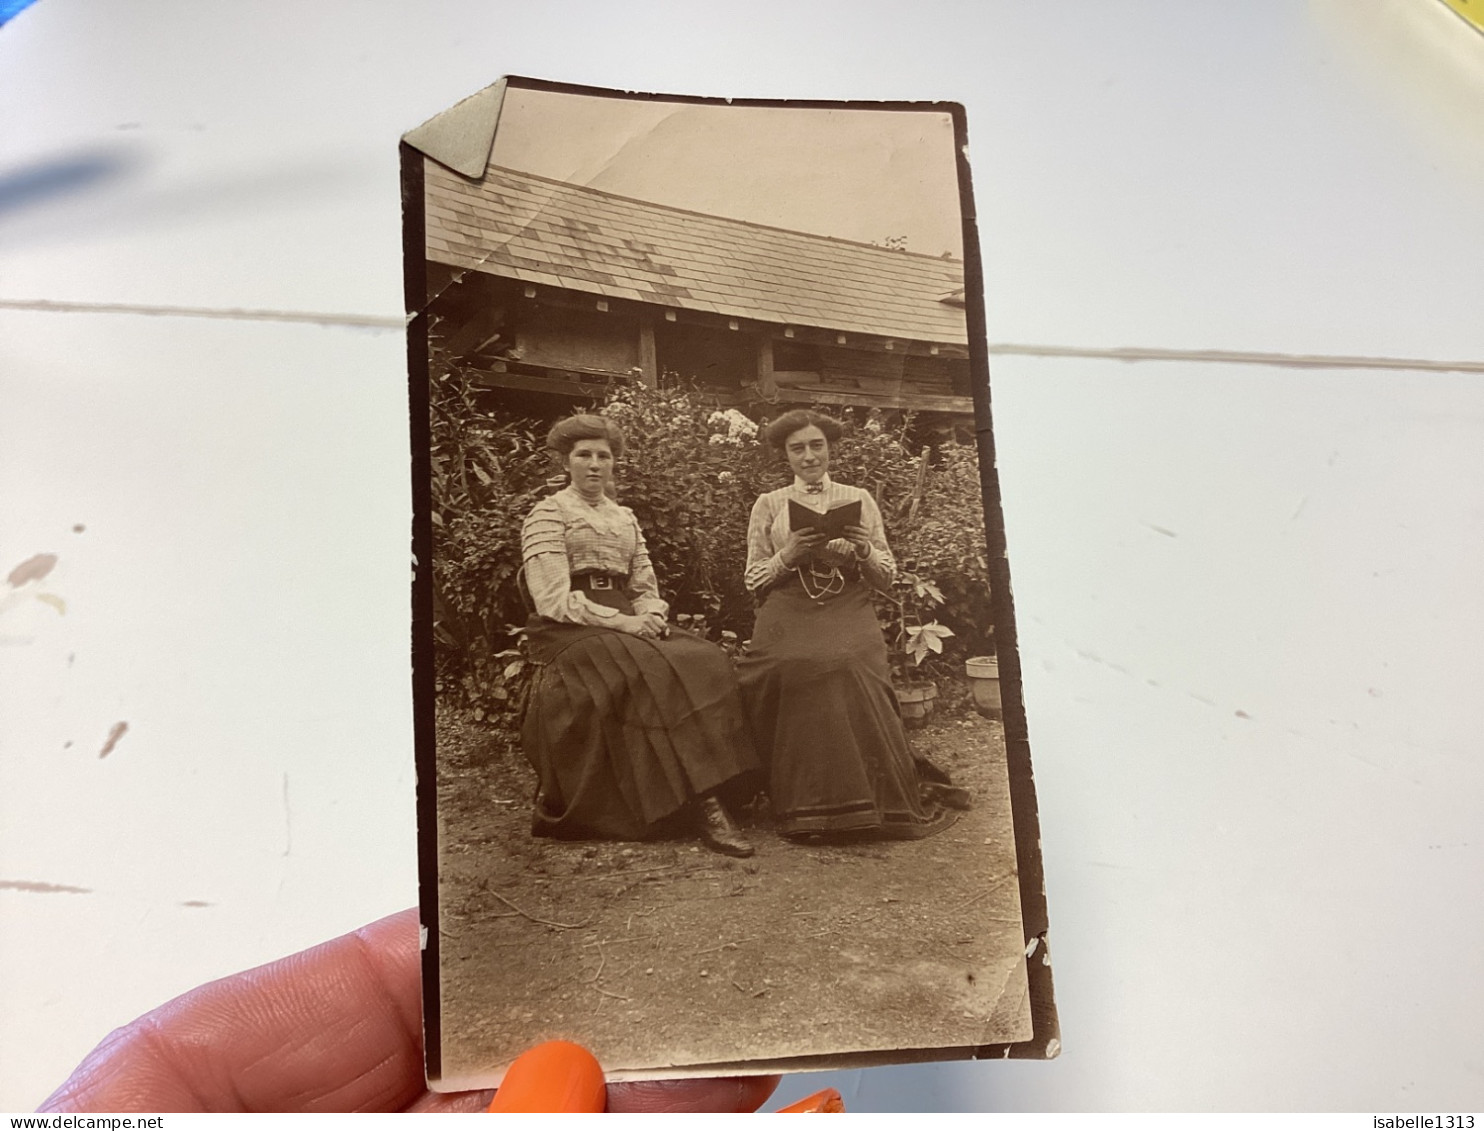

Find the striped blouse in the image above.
[
  {"left": 521, "top": 487, "right": 668, "bottom": 625},
  {"left": 744, "top": 475, "right": 896, "bottom": 593}
]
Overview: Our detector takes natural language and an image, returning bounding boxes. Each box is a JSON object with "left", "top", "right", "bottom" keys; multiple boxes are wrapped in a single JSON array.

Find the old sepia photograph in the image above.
[{"left": 403, "top": 78, "right": 1055, "bottom": 1088}]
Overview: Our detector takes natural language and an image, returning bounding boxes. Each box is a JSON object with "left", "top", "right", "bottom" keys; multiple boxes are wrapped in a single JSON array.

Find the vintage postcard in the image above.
[{"left": 403, "top": 77, "right": 1056, "bottom": 1088}]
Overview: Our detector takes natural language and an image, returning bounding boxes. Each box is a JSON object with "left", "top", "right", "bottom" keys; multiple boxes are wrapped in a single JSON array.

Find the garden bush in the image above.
[{"left": 430, "top": 356, "right": 995, "bottom": 726}]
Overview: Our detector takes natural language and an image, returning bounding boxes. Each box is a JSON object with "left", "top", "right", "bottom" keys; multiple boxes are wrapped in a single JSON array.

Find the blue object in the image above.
[{"left": 0, "top": 0, "right": 39, "bottom": 27}]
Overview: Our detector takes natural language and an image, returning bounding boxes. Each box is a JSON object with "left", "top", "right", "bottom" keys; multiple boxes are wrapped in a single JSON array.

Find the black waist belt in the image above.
[{"left": 571, "top": 571, "right": 635, "bottom": 615}]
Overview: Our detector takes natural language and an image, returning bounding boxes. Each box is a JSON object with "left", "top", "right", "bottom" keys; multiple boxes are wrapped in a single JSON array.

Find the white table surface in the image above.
[{"left": 3, "top": 0, "right": 1481, "bottom": 1112}]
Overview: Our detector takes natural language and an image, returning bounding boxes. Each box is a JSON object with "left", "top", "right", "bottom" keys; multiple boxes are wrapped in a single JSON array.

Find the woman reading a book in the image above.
[
  {"left": 519, "top": 414, "right": 757, "bottom": 857},
  {"left": 736, "top": 409, "right": 962, "bottom": 840}
]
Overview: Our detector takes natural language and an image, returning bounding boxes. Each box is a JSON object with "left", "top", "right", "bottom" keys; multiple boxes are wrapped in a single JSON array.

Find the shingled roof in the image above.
[{"left": 424, "top": 161, "right": 968, "bottom": 346}]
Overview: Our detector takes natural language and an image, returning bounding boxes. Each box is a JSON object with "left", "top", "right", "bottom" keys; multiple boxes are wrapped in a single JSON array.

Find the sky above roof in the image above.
[{"left": 489, "top": 86, "right": 965, "bottom": 260}]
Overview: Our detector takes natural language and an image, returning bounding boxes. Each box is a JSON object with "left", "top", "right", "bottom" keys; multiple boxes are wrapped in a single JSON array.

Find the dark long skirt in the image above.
[
  {"left": 521, "top": 620, "right": 759, "bottom": 841},
  {"left": 735, "top": 577, "right": 956, "bottom": 839}
]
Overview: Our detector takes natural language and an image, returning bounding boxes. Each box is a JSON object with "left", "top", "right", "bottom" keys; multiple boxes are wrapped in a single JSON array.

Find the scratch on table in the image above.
[
  {"left": 99, "top": 720, "right": 128, "bottom": 758},
  {"left": 1074, "top": 647, "right": 1129, "bottom": 675},
  {"left": 0, "top": 879, "right": 92, "bottom": 894},
  {"left": 281, "top": 772, "right": 292, "bottom": 857},
  {"left": 0, "top": 298, "right": 406, "bottom": 330},
  {"left": 6, "top": 552, "right": 57, "bottom": 587}
]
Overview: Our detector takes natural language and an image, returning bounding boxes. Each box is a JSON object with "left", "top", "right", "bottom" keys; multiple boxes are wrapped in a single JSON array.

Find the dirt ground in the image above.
[{"left": 432, "top": 705, "right": 1029, "bottom": 1084}]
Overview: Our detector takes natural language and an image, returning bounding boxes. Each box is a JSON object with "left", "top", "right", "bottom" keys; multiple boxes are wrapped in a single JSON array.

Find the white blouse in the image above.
[
  {"left": 744, "top": 474, "right": 896, "bottom": 593},
  {"left": 521, "top": 487, "right": 668, "bottom": 625}
]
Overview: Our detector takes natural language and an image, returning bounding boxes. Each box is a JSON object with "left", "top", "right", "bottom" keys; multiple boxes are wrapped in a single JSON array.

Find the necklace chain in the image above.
[{"left": 795, "top": 564, "right": 844, "bottom": 602}]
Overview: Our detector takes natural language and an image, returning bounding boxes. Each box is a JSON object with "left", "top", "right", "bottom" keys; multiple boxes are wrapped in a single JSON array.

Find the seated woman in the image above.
[
  {"left": 519, "top": 414, "right": 757, "bottom": 857},
  {"left": 736, "top": 410, "right": 964, "bottom": 841}
]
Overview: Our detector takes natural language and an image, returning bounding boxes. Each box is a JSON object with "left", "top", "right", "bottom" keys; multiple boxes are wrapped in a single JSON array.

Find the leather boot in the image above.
[
  {"left": 698, "top": 795, "right": 754, "bottom": 858},
  {"left": 921, "top": 780, "right": 974, "bottom": 811}
]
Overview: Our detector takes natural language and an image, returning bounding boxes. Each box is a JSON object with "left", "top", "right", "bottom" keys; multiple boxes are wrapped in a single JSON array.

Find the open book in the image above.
[{"left": 787, "top": 498, "right": 862, "bottom": 541}]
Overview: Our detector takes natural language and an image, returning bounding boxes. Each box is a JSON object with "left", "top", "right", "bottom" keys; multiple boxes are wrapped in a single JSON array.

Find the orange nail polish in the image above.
[
  {"left": 487, "top": 1040, "right": 606, "bottom": 1113},
  {"left": 777, "top": 1086, "right": 846, "bottom": 1112}
]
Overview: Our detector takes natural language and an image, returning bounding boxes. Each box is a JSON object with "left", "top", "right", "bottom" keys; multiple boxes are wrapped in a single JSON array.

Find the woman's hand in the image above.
[
  {"left": 637, "top": 611, "right": 668, "bottom": 638},
  {"left": 820, "top": 526, "right": 871, "bottom": 561},
  {"left": 840, "top": 523, "right": 872, "bottom": 559},
  {"left": 38, "top": 909, "right": 779, "bottom": 1114},
  {"left": 822, "top": 538, "right": 853, "bottom": 559},
  {"left": 779, "top": 529, "right": 828, "bottom": 568},
  {"left": 616, "top": 612, "right": 667, "bottom": 639}
]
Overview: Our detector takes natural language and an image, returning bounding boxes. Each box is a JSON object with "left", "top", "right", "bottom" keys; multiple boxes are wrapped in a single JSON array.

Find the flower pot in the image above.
[
  {"left": 895, "top": 681, "right": 938, "bottom": 728},
  {"left": 964, "top": 655, "right": 1001, "bottom": 718}
]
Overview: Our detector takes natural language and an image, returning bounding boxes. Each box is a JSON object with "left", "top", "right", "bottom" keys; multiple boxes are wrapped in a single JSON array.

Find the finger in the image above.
[
  {"left": 41, "top": 909, "right": 427, "bottom": 1113},
  {"left": 608, "top": 1075, "right": 781, "bottom": 1113},
  {"left": 405, "top": 1088, "right": 496, "bottom": 1113}
]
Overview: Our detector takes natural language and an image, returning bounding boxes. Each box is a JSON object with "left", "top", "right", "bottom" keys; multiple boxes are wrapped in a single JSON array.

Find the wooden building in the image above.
[{"left": 422, "top": 162, "right": 972, "bottom": 417}]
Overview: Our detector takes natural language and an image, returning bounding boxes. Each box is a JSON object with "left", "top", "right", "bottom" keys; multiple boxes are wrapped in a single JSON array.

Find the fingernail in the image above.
[
  {"left": 777, "top": 1086, "right": 846, "bottom": 1113},
  {"left": 486, "top": 1040, "right": 606, "bottom": 1113}
]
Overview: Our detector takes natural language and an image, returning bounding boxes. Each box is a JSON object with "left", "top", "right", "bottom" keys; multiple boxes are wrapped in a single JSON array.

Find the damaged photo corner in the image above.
[{"left": 402, "top": 76, "right": 1057, "bottom": 1090}]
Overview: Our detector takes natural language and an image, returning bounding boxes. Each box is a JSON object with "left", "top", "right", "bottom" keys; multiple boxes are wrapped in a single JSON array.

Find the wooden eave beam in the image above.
[
  {"left": 481, "top": 273, "right": 970, "bottom": 361},
  {"left": 749, "top": 387, "right": 974, "bottom": 415},
  {"left": 471, "top": 370, "right": 611, "bottom": 399}
]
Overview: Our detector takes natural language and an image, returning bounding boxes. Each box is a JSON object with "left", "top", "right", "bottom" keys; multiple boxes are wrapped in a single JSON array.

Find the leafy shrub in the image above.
[
  {"left": 429, "top": 352, "right": 550, "bottom": 721},
  {"left": 430, "top": 358, "right": 994, "bottom": 725}
]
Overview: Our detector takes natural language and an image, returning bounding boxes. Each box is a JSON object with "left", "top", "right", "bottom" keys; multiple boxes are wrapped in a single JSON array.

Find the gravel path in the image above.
[{"left": 432, "top": 709, "right": 1029, "bottom": 1085}]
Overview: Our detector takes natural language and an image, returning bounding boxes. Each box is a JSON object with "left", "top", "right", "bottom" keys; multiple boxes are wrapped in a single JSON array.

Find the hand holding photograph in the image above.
[{"left": 403, "top": 77, "right": 1056, "bottom": 1088}]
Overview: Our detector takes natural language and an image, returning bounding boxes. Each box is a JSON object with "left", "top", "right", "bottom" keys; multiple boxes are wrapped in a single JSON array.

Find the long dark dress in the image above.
[
  {"left": 735, "top": 480, "right": 955, "bottom": 839},
  {"left": 520, "top": 488, "right": 758, "bottom": 840}
]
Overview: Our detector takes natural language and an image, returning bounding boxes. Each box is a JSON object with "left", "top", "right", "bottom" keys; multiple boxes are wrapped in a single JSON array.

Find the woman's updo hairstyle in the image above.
[
  {"left": 545, "top": 414, "right": 626, "bottom": 459},
  {"left": 762, "top": 409, "right": 843, "bottom": 453}
]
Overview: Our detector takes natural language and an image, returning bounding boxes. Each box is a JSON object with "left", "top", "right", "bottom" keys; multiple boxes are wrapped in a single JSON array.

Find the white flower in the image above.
[
  {"left": 707, "top": 408, "right": 758, "bottom": 446},
  {"left": 727, "top": 410, "right": 758, "bottom": 438}
]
